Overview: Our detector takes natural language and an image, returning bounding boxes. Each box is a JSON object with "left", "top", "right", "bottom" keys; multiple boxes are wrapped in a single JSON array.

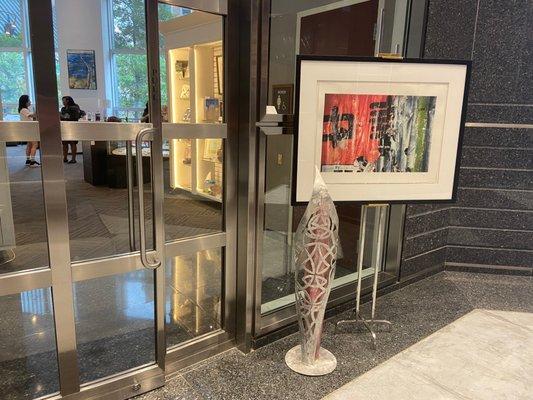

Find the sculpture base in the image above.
[{"left": 285, "top": 345, "right": 337, "bottom": 376}]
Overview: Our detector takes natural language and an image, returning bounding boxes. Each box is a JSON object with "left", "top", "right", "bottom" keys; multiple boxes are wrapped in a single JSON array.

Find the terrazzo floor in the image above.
[{"left": 136, "top": 271, "right": 533, "bottom": 400}]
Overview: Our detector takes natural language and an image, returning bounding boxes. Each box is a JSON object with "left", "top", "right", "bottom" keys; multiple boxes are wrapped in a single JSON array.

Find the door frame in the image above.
[
  {"left": 250, "top": 0, "right": 408, "bottom": 342},
  {"left": 0, "top": 0, "right": 237, "bottom": 399}
]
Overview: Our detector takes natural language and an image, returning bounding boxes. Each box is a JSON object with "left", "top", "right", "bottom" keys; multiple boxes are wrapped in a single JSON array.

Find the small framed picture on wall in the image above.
[
  {"left": 67, "top": 49, "right": 97, "bottom": 90},
  {"left": 292, "top": 56, "right": 471, "bottom": 204},
  {"left": 272, "top": 84, "right": 294, "bottom": 114}
]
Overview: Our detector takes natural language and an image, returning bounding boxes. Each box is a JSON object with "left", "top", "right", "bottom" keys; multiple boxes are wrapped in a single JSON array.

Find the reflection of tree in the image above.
[
  {"left": 112, "top": 0, "right": 173, "bottom": 107},
  {"left": 112, "top": 0, "right": 174, "bottom": 49},
  {"left": 0, "top": 52, "right": 25, "bottom": 103}
]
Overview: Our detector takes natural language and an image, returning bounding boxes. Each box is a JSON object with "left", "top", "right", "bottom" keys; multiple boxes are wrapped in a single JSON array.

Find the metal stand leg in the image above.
[{"left": 335, "top": 205, "right": 392, "bottom": 349}]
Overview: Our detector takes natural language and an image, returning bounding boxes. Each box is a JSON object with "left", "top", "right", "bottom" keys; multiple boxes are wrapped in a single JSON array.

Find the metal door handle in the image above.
[
  {"left": 126, "top": 141, "right": 136, "bottom": 252},
  {"left": 135, "top": 127, "right": 161, "bottom": 269}
]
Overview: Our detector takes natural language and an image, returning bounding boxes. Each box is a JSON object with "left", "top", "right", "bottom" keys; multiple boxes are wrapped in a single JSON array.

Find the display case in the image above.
[{"left": 161, "top": 12, "right": 224, "bottom": 202}]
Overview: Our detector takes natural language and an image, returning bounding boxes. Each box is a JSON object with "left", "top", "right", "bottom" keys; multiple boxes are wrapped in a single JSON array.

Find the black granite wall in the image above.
[{"left": 400, "top": 0, "right": 533, "bottom": 278}]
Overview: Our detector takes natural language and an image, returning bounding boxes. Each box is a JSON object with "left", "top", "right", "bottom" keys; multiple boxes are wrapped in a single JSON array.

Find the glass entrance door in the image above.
[{"left": 0, "top": 0, "right": 234, "bottom": 399}]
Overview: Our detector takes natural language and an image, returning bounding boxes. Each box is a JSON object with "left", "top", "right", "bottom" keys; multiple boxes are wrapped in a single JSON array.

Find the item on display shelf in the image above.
[
  {"left": 180, "top": 84, "right": 190, "bottom": 99},
  {"left": 204, "top": 98, "right": 220, "bottom": 122},
  {"left": 182, "top": 108, "right": 191, "bottom": 122},
  {"left": 215, "top": 55, "right": 223, "bottom": 95},
  {"left": 203, "top": 138, "right": 221, "bottom": 161},
  {"left": 175, "top": 60, "right": 189, "bottom": 79},
  {"left": 67, "top": 49, "right": 97, "bottom": 90},
  {"left": 285, "top": 170, "right": 340, "bottom": 376},
  {"left": 292, "top": 56, "right": 471, "bottom": 204}
]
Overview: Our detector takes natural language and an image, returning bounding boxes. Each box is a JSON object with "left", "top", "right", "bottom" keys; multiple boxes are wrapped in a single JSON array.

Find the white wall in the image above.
[{"left": 55, "top": 0, "right": 111, "bottom": 115}]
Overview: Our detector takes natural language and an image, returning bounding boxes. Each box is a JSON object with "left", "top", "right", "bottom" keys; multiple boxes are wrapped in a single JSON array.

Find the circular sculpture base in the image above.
[{"left": 285, "top": 345, "right": 337, "bottom": 376}]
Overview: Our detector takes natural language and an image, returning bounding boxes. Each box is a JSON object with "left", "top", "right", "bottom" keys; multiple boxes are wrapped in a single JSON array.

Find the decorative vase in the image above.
[{"left": 285, "top": 170, "right": 340, "bottom": 376}]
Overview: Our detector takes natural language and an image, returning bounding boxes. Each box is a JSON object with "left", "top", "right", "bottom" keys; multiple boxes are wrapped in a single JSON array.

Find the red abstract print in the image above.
[{"left": 322, "top": 94, "right": 385, "bottom": 166}]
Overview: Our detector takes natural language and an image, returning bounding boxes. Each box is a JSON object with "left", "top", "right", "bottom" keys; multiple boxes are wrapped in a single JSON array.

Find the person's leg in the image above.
[
  {"left": 63, "top": 142, "right": 68, "bottom": 162},
  {"left": 29, "top": 141, "right": 38, "bottom": 159},
  {"left": 25, "top": 142, "right": 31, "bottom": 164},
  {"left": 28, "top": 142, "right": 41, "bottom": 166},
  {"left": 70, "top": 143, "right": 77, "bottom": 162}
]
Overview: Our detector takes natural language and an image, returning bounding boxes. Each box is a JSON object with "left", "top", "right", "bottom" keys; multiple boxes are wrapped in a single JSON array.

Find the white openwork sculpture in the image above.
[{"left": 285, "top": 170, "right": 340, "bottom": 376}]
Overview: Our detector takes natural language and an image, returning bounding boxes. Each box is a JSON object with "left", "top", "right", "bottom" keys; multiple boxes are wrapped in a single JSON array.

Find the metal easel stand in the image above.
[{"left": 335, "top": 204, "right": 392, "bottom": 349}]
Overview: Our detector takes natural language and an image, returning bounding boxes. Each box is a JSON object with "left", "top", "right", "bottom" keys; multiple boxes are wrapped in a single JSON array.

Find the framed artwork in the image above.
[
  {"left": 293, "top": 56, "right": 471, "bottom": 204},
  {"left": 67, "top": 50, "right": 97, "bottom": 90},
  {"left": 272, "top": 84, "right": 294, "bottom": 114}
]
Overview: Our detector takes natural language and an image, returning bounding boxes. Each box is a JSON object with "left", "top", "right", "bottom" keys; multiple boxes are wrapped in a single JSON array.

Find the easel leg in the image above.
[{"left": 335, "top": 205, "right": 392, "bottom": 349}]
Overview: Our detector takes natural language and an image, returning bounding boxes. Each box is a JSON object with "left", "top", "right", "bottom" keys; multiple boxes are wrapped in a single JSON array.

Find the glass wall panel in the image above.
[
  {"left": 0, "top": 0, "right": 48, "bottom": 275},
  {"left": 166, "top": 248, "right": 222, "bottom": 348},
  {"left": 261, "top": 0, "right": 407, "bottom": 314},
  {"left": 159, "top": 5, "right": 224, "bottom": 242},
  {"left": 0, "top": 288, "right": 59, "bottom": 399},
  {"left": 74, "top": 270, "right": 155, "bottom": 384}
]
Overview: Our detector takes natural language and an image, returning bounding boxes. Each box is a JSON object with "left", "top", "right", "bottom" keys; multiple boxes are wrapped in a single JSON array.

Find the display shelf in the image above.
[{"left": 162, "top": 12, "right": 224, "bottom": 203}]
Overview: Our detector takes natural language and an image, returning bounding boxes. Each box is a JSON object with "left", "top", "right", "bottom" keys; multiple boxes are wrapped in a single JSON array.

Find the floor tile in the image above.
[{"left": 324, "top": 309, "right": 533, "bottom": 400}]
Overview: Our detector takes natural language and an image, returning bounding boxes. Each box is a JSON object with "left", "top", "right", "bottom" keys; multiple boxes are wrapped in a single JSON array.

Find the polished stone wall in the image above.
[{"left": 400, "top": 0, "right": 533, "bottom": 278}]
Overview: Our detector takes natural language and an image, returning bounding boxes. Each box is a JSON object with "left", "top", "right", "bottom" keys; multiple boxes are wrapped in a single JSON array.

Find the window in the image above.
[
  {"left": 109, "top": 0, "right": 190, "bottom": 121},
  {"left": 0, "top": 0, "right": 31, "bottom": 120}
]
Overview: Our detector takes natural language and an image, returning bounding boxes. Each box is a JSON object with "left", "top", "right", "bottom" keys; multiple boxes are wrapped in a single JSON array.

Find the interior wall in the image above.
[
  {"left": 55, "top": 0, "right": 110, "bottom": 114},
  {"left": 400, "top": 0, "right": 533, "bottom": 278}
]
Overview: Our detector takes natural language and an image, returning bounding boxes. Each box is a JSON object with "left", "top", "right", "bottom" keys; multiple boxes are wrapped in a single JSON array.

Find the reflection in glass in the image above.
[
  {"left": 160, "top": 6, "right": 224, "bottom": 242},
  {"left": 260, "top": 0, "right": 406, "bottom": 313},
  {"left": 65, "top": 139, "right": 140, "bottom": 262},
  {"left": 74, "top": 269, "right": 155, "bottom": 384},
  {"left": 166, "top": 249, "right": 222, "bottom": 348},
  {"left": 0, "top": 288, "right": 59, "bottom": 398},
  {"left": 0, "top": 140, "right": 48, "bottom": 273}
]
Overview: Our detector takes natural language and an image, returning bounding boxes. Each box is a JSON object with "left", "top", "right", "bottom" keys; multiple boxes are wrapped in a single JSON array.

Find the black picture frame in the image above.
[{"left": 291, "top": 55, "right": 472, "bottom": 206}]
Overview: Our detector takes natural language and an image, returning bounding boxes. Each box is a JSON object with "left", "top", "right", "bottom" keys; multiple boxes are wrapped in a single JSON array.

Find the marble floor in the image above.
[
  {"left": 137, "top": 271, "right": 533, "bottom": 400},
  {"left": 323, "top": 309, "right": 533, "bottom": 400}
]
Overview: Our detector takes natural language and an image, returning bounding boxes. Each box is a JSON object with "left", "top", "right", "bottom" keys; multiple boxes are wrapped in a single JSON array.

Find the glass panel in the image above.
[
  {"left": 74, "top": 270, "right": 155, "bottom": 384},
  {"left": 261, "top": 0, "right": 407, "bottom": 314},
  {"left": 166, "top": 248, "right": 222, "bottom": 348},
  {"left": 0, "top": 138, "right": 49, "bottom": 274},
  {"left": 65, "top": 139, "right": 147, "bottom": 262},
  {"left": 159, "top": 5, "right": 224, "bottom": 242},
  {"left": 268, "top": 0, "right": 408, "bottom": 113},
  {"left": 0, "top": 1, "right": 48, "bottom": 275},
  {"left": 52, "top": 0, "right": 156, "bottom": 261},
  {"left": 0, "top": 288, "right": 60, "bottom": 398}
]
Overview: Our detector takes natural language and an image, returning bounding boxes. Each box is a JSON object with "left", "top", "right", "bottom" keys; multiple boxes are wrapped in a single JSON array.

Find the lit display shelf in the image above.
[{"left": 161, "top": 11, "right": 224, "bottom": 203}]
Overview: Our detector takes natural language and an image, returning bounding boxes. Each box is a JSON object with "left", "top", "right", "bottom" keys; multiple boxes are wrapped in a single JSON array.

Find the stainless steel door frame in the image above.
[
  {"left": 145, "top": 0, "right": 167, "bottom": 373},
  {"left": 1, "top": 0, "right": 237, "bottom": 397},
  {"left": 27, "top": 0, "right": 80, "bottom": 395}
]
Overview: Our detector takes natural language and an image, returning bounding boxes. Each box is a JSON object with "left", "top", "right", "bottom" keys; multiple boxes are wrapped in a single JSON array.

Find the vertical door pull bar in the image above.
[
  {"left": 126, "top": 140, "right": 136, "bottom": 252},
  {"left": 135, "top": 127, "right": 161, "bottom": 269}
]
